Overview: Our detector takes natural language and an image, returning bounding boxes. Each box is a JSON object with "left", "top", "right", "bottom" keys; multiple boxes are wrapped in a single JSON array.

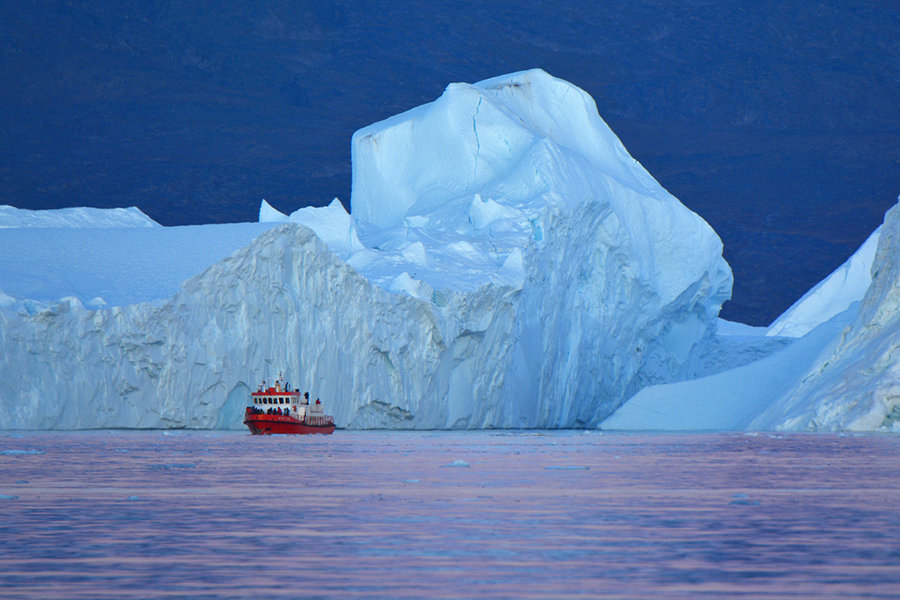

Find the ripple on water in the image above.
[{"left": 0, "top": 430, "right": 898, "bottom": 599}]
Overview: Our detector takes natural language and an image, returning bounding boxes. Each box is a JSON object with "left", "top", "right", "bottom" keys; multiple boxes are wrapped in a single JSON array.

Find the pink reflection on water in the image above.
[{"left": 1, "top": 431, "right": 899, "bottom": 598}]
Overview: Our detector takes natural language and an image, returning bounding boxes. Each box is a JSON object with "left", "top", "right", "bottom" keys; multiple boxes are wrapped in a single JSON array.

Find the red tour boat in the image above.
[{"left": 244, "top": 372, "right": 335, "bottom": 435}]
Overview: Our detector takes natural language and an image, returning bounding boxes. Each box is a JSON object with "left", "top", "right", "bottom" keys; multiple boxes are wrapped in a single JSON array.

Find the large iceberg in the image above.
[
  {"left": 0, "top": 69, "right": 732, "bottom": 429},
  {"left": 751, "top": 200, "right": 900, "bottom": 431},
  {"left": 603, "top": 199, "right": 900, "bottom": 432}
]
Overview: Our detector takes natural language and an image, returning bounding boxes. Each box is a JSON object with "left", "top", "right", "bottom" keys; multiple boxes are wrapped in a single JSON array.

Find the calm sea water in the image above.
[{"left": 1, "top": 430, "right": 899, "bottom": 599}]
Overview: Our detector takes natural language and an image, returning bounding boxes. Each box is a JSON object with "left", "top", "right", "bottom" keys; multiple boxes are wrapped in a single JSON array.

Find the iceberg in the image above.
[
  {"left": 0, "top": 69, "right": 732, "bottom": 430},
  {"left": 751, "top": 200, "right": 900, "bottom": 431},
  {"left": 601, "top": 310, "right": 850, "bottom": 431},
  {"left": 767, "top": 227, "right": 880, "bottom": 338},
  {"left": 0, "top": 205, "right": 159, "bottom": 229},
  {"left": 604, "top": 199, "right": 900, "bottom": 432}
]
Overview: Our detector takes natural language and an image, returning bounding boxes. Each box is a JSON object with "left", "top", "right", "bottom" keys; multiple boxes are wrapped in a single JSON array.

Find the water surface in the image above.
[{"left": 2, "top": 430, "right": 899, "bottom": 598}]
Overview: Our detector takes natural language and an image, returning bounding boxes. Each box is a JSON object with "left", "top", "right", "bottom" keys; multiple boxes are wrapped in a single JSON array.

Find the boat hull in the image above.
[{"left": 244, "top": 414, "right": 335, "bottom": 435}]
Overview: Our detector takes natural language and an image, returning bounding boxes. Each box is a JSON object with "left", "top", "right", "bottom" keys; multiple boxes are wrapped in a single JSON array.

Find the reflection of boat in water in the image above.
[{"left": 243, "top": 372, "right": 335, "bottom": 435}]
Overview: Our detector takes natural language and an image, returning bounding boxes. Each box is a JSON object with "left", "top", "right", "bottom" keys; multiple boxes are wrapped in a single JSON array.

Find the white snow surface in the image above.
[
  {"left": 286, "top": 198, "right": 364, "bottom": 259},
  {"left": 752, "top": 200, "right": 900, "bottom": 431},
  {"left": 258, "top": 199, "right": 289, "bottom": 223},
  {"left": 602, "top": 308, "right": 853, "bottom": 431},
  {"left": 767, "top": 226, "right": 880, "bottom": 338},
  {"left": 0, "top": 205, "right": 159, "bottom": 228},
  {"left": 603, "top": 198, "right": 900, "bottom": 432},
  {"left": 0, "top": 69, "right": 734, "bottom": 430},
  {"left": 351, "top": 69, "right": 731, "bottom": 308},
  {"left": 0, "top": 222, "right": 281, "bottom": 310},
  {"left": 717, "top": 318, "right": 768, "bottom": 337}
]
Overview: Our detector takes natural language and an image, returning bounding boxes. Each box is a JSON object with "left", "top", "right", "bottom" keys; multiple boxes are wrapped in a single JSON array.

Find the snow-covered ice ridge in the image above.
[
  {"left": 0, "top": 69, "right": 733, "bottom": 429},
  {"left": 0, "top": 205, "right": 159, "bottom": 229},
  {"left": 752, "top": 200, "right": 900, "bottom": 431},
  {"left": 604, "top": 196, "right": 900, "bottom": 433},
  {"left": 767, "top": 227, "right": 880, "bottom": 338}
]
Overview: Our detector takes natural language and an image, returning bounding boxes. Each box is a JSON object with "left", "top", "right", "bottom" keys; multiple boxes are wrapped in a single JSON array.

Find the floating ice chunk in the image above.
[
  {"left": 544, "top": 465, "right": 590, "bottom": 470},
  {"left": 443, "top": 459, "right": 470, "bottom": 468},
  {"left": 0, "top": 449, "right": 44, "bottom": 455},
  {"left": 729, "top": 493, "right": 760, "bottom": 506},
  {"left": 258, "top": 199, "right": 289, "bottom": 223},
  {"left": 0, "top": 495, "right": 18, "bottom": 501}
]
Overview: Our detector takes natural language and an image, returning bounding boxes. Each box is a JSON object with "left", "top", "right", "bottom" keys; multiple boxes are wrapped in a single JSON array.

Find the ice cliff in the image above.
[
  {"left": 0, "top": 69, "right": 732, "bottom": 429},
  {"left": 604, "top": 199, "right": 900, "bottom": 432},
  {"left": 751, "top": 200, "right": 900, "bottom": 431}
]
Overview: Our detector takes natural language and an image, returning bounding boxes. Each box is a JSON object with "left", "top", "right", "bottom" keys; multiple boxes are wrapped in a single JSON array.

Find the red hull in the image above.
[{"left": 244, "top": 413, "right": 335, "bottom": 435}]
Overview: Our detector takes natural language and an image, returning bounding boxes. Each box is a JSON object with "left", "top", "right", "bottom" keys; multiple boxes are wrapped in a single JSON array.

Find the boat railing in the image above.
[{"left": 246, "top": 405, "right": 334, "bottom": 425}]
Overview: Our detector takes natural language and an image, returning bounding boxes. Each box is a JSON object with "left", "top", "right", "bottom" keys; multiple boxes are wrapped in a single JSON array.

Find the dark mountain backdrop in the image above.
[{"left": 1, "top": 1, "right": 898, "bottom": 325}]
